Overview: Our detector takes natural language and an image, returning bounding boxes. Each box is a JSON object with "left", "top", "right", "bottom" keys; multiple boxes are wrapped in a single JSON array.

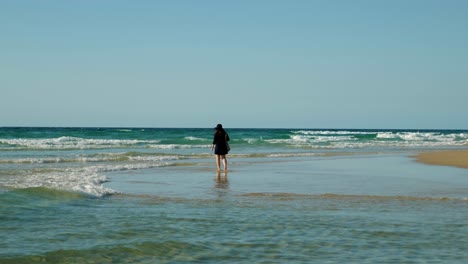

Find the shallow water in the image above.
[
  {"left": 1, "top": 186, "right": 467, "bottom": 263},
  {"left": 1, "top": 127, "right": 467, "bottom": 263}
]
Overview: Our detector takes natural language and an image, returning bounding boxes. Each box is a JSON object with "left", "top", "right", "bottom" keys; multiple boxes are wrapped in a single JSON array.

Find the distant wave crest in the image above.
[{"left": 0, "top": 137, "right": 161, "bottom": 150}]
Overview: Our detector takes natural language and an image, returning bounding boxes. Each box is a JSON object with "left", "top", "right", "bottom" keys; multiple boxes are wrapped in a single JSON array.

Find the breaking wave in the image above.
[{"left": 0, "top": 137, "right": 161, "bottom": 150}]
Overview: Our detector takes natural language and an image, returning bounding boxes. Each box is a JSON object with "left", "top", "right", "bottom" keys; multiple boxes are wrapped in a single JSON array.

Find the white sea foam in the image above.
[
  {"left": 2, "top": 167, "right": 115, "bottom": 197},
  {"left": 243, "top": 138, "right": 260, "bottom": 144},
  {"left": 288, "top": 130, "right": 468, "bottom": 149},
  {"left": 88, "top": 162, "right": 173, "bottom": 173},
  {"left": 184, "top": 136, "right": 207, "bottom": 141},
  {"left": 376, "top": 132, "right": 397, "bottom": 139},
  {"left": 267, "top": 135, "right": 354, "bottom": 146},
  {"left": 0, "top": 157, "right": 66, "bottom": 164},
  {"left": 0, "top": 150, "right": 179, "bottom": 196},
  {"left": 293, "top": 130, "right": 374, "bottom": 135},
  {"left": 1, "top": 160, "right": 175, "bottom": 197},
  {"left": 128, "top": 155, "right": 180, "bottom": 162},
  {"left": 0, "top": 153, "right": 181, "bottom": 164},
  {"left": 291, "top": 135, "right": 309, "bottom": 143},
  {"left": 148, "top": 144, "right": 210, "bottom": 149},
  {"left": 0, "top": 137, "right": 161, "bottom": 150}
]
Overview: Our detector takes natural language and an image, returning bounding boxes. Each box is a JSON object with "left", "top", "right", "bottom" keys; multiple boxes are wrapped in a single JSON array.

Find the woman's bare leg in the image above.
[
  {"left": 215, "top": 155, "right": 221, "bottom": 171},
  {"left": 221, "top": 155, "right": 227, "bottom": 171}
]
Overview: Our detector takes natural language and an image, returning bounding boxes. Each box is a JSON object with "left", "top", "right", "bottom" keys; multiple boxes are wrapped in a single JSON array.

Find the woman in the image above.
[{"left": 211, "top": 124, "right": 230, "bottom": 171}]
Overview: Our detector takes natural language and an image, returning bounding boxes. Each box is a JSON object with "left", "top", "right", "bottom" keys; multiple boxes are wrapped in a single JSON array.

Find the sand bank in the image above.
[{"left": 415, "top": 149, "right": 468, "bottom": 169}]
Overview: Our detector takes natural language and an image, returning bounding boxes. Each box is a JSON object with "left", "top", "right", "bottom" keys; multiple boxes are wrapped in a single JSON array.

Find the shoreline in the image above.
[{"left": 414, "top": 149, "right": 468, "bottom": 169}]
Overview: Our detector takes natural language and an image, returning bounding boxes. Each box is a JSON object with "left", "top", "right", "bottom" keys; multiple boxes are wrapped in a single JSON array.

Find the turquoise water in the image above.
[{"left": 1, "top": 127, "right": 467, "bottom": 263}]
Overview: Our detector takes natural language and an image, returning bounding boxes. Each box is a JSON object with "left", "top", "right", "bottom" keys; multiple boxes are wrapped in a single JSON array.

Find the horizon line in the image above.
[{"left": 1, "top": 126, "right": 467, "bottom": 131}]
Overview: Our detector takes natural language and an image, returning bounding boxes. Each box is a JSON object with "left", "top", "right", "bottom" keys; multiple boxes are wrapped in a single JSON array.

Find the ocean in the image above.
[{"left": 1, "top": 127, "right": 467, "bottom": 263}]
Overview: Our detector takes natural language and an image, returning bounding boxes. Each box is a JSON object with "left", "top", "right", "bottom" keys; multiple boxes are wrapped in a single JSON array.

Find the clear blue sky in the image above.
[{"left": 1, "top": 0, "right": 467, "bottom": 129}]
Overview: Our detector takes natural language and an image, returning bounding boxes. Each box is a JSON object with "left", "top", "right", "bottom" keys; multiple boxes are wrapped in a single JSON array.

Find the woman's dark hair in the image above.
[{"left": 215, "top": 128, "right": 226, "bottom": 136}]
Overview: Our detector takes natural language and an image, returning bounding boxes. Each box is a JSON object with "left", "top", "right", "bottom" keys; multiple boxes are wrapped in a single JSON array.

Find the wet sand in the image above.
[{"left": 415, "top": 149, "right": 468, "bottom": 169}]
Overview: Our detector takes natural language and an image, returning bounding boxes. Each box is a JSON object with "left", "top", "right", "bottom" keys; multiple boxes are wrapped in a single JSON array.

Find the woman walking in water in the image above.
[{"left": 211, "top": 124, "right": 230, "bottom": 171}]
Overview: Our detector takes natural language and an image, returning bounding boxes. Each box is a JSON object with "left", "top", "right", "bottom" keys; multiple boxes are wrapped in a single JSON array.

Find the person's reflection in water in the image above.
[{"left": 215, "top": 171, "right": 229, "bottom": 190}]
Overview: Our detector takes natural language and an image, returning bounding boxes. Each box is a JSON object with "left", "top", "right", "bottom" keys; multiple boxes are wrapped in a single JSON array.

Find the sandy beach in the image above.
[{"left": 415, "top": 149, "right": 468, "bottom": 169}]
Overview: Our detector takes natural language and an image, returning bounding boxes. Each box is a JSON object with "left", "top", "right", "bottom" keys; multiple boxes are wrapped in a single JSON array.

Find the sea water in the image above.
[{"left": 0, "top": 127, "right": 467, "bottom": 263}]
